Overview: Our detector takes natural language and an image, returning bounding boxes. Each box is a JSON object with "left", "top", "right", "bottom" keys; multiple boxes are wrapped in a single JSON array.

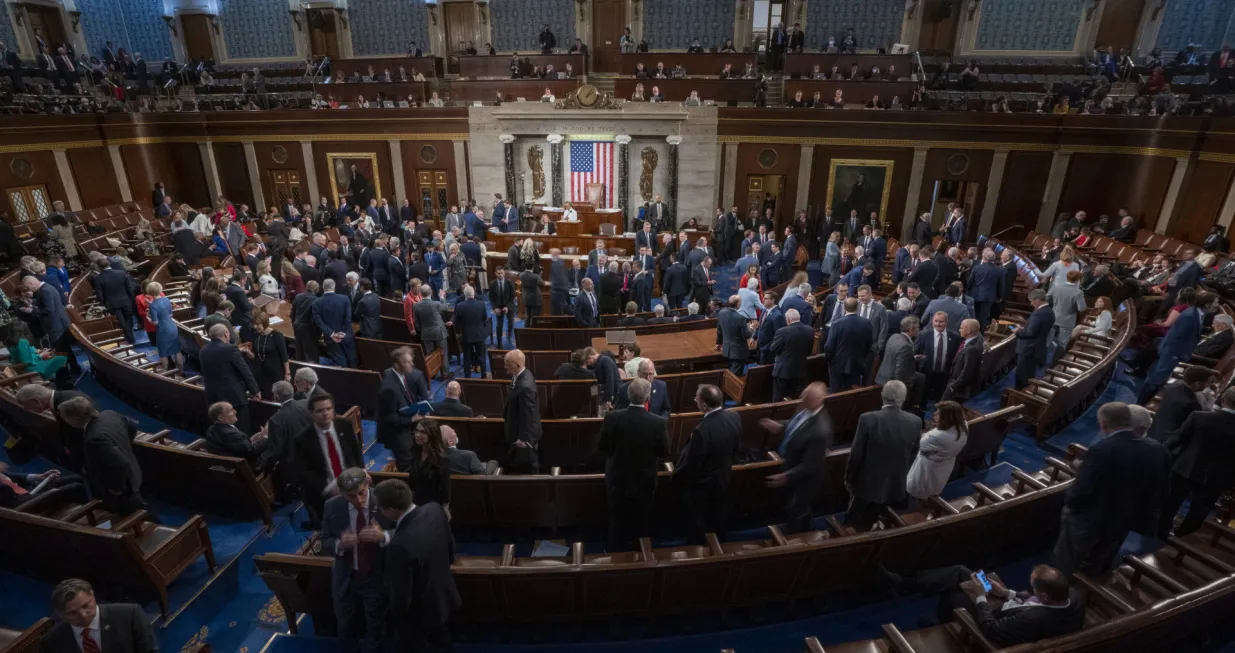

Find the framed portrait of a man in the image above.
[
  {"left": 825, "top": 159, "right": 894, "bottom": 224},
  {"left": 327, "top": 153, "right": 382, "bottom": 209}
]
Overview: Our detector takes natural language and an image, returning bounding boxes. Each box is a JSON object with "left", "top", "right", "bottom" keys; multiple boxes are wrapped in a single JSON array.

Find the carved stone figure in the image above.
[
  {"left": 640, "top": 147, "right": 658, "bottom": 202},
  {"left": 528, "top": 145, "right": 546, "bottom": 199}
]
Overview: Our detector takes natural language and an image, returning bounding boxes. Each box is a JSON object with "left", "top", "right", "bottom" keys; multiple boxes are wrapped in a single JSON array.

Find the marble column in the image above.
[
  {"left": 107, "top": 145, "right": 132, "bottom": 203},
  {"left": 499, "top": 134, "right": 517, "bottom": 205},
  {"left": 1218, "top": 176, "right": 1235, "bottom": 230},
  {"left": 902, "top": 146, "right": 929, "bottom": 243},
  {"left": 721, "top": 142, "right": 738, "bottom": 210},
  {"left": 795, "top": 144, "right": 814, "bottom": 212},
  {"left": 453, "top": 141, "right": 469, "bottom": 208},
  {"left": 977, "top": 148, "right": 1010, "bottom": 237},
  {"left": 667, "top": 135, "right": 681, "bottom": 230},
  {"left": 548, "top": 134, "right": 564, "bottom": 207},
  {"left": 1132, "top": 0, "right": 1167, "bottom": 58},
  {"left": 1036, "top": 151, "right": 1073, "bottom": 234},
  {"left": 198, "top": 142, "right": 222, "bottom": 204},
  {"left": 616, "top": 135, "right": 632, "bottom": 217},
  {"left": 900, "top": 0, "right": 924, "bottom": 50},
  {"left": 301, "top": 141, "right": 321, "bottom": 207},
  {"left": 242, "top": 140, "right": 265, "bottom": 212},
  {"left": 1155, "top": 155, "right": 1193, "bottom": 232},
  {"left": 51, "top": 148, "right": 82, "bottom": 211},
  {"left": 388, "top": 140, "right": 408, "bottom": 205}
]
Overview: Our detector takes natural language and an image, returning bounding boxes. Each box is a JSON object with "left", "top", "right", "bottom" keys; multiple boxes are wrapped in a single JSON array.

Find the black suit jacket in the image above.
[
  {"left": 846, "top": 406, "right": 922, "bottom": 504},
  {"left": 1146, "top": 383, "right": 1201, "bottom": 443},
  {"left": 488, "top": 276, "right": 515, "bottom": 309},
  {"left": 200, "top": 339, "right": 260, "bottom": 406},
  {"left": 907, "top": 259, "right": 939, "bottom": 298},
  {"left": 1193, "top": 329, "right": 1234, "bottom": 360},
  {"left": 780, "top": 409, "right": 832, "bottom": 498},
  {"left": 82, "top": 411, "right": 142, "bottom": 506},
  {"left": 674, "top": 408, "right": 740, "bottom": 487},
  {"left": 265, "top": 399, "right": 312, "bottom": 476},
  {"left": 40, "top": 603, "right": 156, "bottom": 653},
  {"left": 915, "top": 328, "right": 961, "bottom": 376},
  {"left": 770, "top": 322, "right": 814, "bottom": 380},
  {"left": 1066, "top": 430, "right": 1169, "bottom": 540},
  {"left": 598, "top": 406, "right": 669, "bottom": 497},
  {"left": 615, "top": 378, "right": 671, "bottom": 417},
  {"left": 205, "top": 422, "right": 263, "bottom": 463},
  {"left": 355, "top": 292, "right": 382, "bottom": 338},
  {"left": 95, "top": 267, "right": 137, "bottom": 310},
  {"left": 292, "top": 417, "right": 364, "bottom": 502},
  {"left": 944, "top": 336, "right": 984, "bottom": 400},
  {"left": 976, "top": 589, "right": 1086, "bottom": 648},
  {"left": 377, "top": 367, "right": 429, "bottom": 450},
  {"left": 1166, "top": 409, "right": 1235, "bottom": 489},
  {"left": 503, "top": 370, "right": 542, "bottom": 445},
  {"left": 430, "top": 398, "right": 474, "bottom": 417},
  {"left": 386, "top": 503, "right": 460, "bottom": 645},
  {"left": 454, "top": 298, "right": 489, "bottom": 343}
]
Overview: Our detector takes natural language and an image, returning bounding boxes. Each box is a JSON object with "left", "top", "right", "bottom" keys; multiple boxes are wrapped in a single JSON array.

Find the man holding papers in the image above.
[{"left": 376, "top": 346, "right": 431, "bottom": 472}]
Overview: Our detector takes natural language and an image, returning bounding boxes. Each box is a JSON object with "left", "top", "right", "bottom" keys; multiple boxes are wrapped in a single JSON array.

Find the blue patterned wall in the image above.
[
  {"left": 1155, "top": 0, "right": 1235, "bottom": 53},
  {"left": 489, "top": 0, "right": 575, "bottom": 53},
  {"left": 78, "top": 0, "right": 173, "bottom": 61},
  {"left": 974, "top": 0, "right": 1085, "bottom": 52},
  {"left": 643, "top": 0, "right": 734, "bottom": 50},
  {"left": 349, "top": 0, "right": 430, "bottom": 56},
  {"left": 804, "top": 0, "right": 905, "bottom": 52},
  {"left": 0, "top": 7, "right": 16, "bottom": 56},
  {"left": 218, "top": 0, "right": 296, "bottom": 60}
]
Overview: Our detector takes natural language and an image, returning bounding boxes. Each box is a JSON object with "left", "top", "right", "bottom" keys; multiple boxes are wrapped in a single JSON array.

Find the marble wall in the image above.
[
  {"left": 77, "top": 0, "right": 174, "bottom": 61},
  {"left": 1155, "top": 0, "right": 1235, "bottom": 53},
  {"left": 349, "top": 0, "right": 431, "bottom": 56},
  {"left": 218, "top": 0, "right": 296, "bottom": 60},
  {"left": 0, "top": 7, "right": 17, "bottom": 55},
  {"left": 974, "top": 0, "right": 1086, "bottom": 52}
]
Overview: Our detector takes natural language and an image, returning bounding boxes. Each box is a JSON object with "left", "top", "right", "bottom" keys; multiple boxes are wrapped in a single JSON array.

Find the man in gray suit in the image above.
[
  {"left": 715, "top": 295, "right": 755, "bottom": 376},
  {"left": 1047, "top": 269, "right": 1087, "bottom": 362},
  {"left": 844, "top": 381, "right": 922, "bottom": 530},
  {"left": 924, "top": 283, "right": 973, "bottom": 333},
  {"left": 411, "top": 284, "right": 451, "bottom": 380},
  {"left": 219, "top": 215, "right": 246, "bottom": 256},
  {"left": 443, "top": 426, "right": 496, "bottom": 474},
  {"left": 875, "top": 315, "right": 924, "bottom": 415},
  {"left": 319, "top": 468, "right": 390, "bottom": 653},
  {"left": 856, "top": 284, "right": 888, "bottom": 370}
]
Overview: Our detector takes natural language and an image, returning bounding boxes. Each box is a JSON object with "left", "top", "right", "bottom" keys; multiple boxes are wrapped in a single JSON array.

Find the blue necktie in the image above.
[{"left": 778, "top": 411, "right": 809, "bottom": 457}]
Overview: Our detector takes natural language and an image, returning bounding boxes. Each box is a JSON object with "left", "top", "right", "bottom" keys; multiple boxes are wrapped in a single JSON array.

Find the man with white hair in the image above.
[
  {"left": 443, "top": 425, "right": 496, "bottom": 475},
  {"left": 647, "top": 304, "right": 674, "bottom": 325},
  {"left": 679, "top": 301, "right": 705, "bottom": 322},
  {"left": 844, "top": 380, "right": 923, "bottom": 530},
  {"left": 968, "top": 248, "right": 1004, "bottom": 331},
  {"left": 598, "top": 377, "right": 670, "bottom": 550},
  {"left": 942, "top": 318, "right": 985, "bottom": 403},
  {"left": 770, "top": 308, "right": 814, "bottom": 401},
  {"left": 293, "top": 367, "right": 322, "bottom": 401},
  {"left": 782, "top": 282, "right": 813, "bottom": 326},
  {"left": 199, "top": 323, "right": 261, "bottom": 433},
  {"left": 1192, "top": 313, "right": 1233, "bottom": 359},
  {"left": 737, "top": 278, "right": 761, "bottom": 319},
  {"left": 413, "top": 284, "right": 451, "bottom": 380},
  {"left": 616, "top": 359, "right": 671, "bottom": 417},
  {"left": 452, "top": 284, "right": 489, "bottom": 378}
]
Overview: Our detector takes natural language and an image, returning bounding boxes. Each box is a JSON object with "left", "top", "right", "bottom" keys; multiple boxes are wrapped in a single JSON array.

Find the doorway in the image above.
[
  {"left": 443, "top": 2, "right": 477, "bottom": 55},
  {"left": 307, "top": 8, "right": 340, "bottom": 58},
  {"left": 929, "top": 180, "right": 980, "bottom": 236},
  {"left": 268, "top": 170, "right": 304, "bottom": 211},
  {"left": 746, "top": 174, "right": 784, "bottom": 228},
  {"left": 417, "top": 170, "right": 451, "bottom": 227},
  {"left": 21, "top": 3, "right": 68, "bottom": 54},
  {"left": 1095, "top": 0, "right": 1144, "bottom": 53},
  {"left": 591, "top": 0, "right": 627, "bottom": 72},
  {"left": 181, "top": 14, "right": 215, "bottom": 62},
  {"left": 917, "top": 0, "right": 962, "bottom": 56},
  {"left": 6, "top": 184, "right": 53, "bottom": 223},
  {"left": 751, "top": 0, "right": 786, "bottom": 53}
]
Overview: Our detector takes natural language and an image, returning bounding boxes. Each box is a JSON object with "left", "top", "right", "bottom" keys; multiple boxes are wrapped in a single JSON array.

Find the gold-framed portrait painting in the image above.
[
  {"left": 825, "top": 158, "right": 894, "bottom": 223},
  {"left": 327, "top": 153, "right": 382, "bottom": 209}
]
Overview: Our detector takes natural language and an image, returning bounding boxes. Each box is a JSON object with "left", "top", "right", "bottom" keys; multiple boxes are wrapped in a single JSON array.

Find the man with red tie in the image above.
[
  {"left": 294, "top": 393, "right": 364, "bottom": 526},
  {"left": 40, "top": 579, "right": 156, "bottom": 653},
  {"left": 320, "top": 468, "right": 391, "bottom": 653},
  {"left": 54, "top": 46, "right": 78, "bottom": 88}
]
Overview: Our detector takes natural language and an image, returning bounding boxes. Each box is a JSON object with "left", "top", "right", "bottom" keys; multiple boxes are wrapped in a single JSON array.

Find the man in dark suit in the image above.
[
  {"left": 756, "top": 292, "right": 787, "bottom": 365},
  {"left": 452, "top": 285, "right": 489, "bottom": 378},
  {"left": 1160, "top": 388, "right": 1235, "bottom": 537},
  {"left": 92, "top": 259, "right": 138, "bottom": 343},
  {"left": 907, "top": 248, "right": 940, "bottom": 299},
  {"left": 58, "top": 397, "right": 146, "bottom": 517},
  {"left": 716, "top": 296, "right": 755, "bottom": 376},
  {"left": 205, "top": 401, "right": 268, "bottom": 467},
  {"left": 322, "top": 251, "right": 350, "bottom": 290},
  {"left": 842, "top": 210, "right": 864, "bottom": 244},
  {"left": 412, "top": 287, "right": 450, "bottom": 379},
  {"left": 263, "top": 381, "right": 312, "bottom": 493},
  {"left": 290, "top": 281, "right": 322, "bottom": 363},
  {"left": 994, "top": 248, "right": 1018, "bottom": 322},
  {"left": 663, "top": 254, "right": 689, "bottom": 309},
  {"left": 1014, "top": 290, "right": 1055, "bottom": 390},
  {"left": 844, "top": 381, "right": 922, "bottom": 530},
  {"left": 443, "top": 426, "right": 493, "bottom": 474},
  {"left": 223, "top": 273, "right": 255, "bottom": 341},
  {"left": 574, "top": 278, "right": 600, "bottom": 327},
  {"left": 374, "top": 479, "right": 460, "bottom": 653},
  {"left": 40, "top": 579, "right": 156, "bottom": 653},
  {"left": 377, "top": 346, "right": 430, "bottom": 471},
  {"left": 1139, "top": 303, "right": 1204, "bottom": 403},
  {"left": 875, "top": 314, "right": 924, "bottom": 414},
  {"left": 547, "top": 256, "right": 572, "bottom": 316},
  {"left": 320, "top": 468, "right": 389, "bottom": 653},
  {"left": 294, "top": 393, "right": 365, "bottom": 525},
  {"left": 519, "top": 269, "right": 545, "bottom": 329},
  {"left": 635, "top": 220, "right": 657, "bottom": 254},
  {"left": 823, "top": 298, "right": 873, "bottom": 392},
  {"left": 690, "top": 255, "right": 715, "bottom": 307},
  {"left": 489, "top": 266, "right": 516, "bottom": 342},
  {"left": 646, "top": 195, "right": 668, "bottom": 231},
  {"left": 967, "top": 249, "right": 1003, "bottom": 331},
  {"left": 615, "top": 359, "right": 671, "bottom": 417},
  {"left": 503, "top": 350, "right": 542, "bottom": 472},
  {"left": 770, "top": 308, "right": 814, "bottom": 401},
  {"left": 200, "top": 324, "right": 261, "bottom": 433},
  {"left": 673, "top": 384, "right": 740, "bottom": 542},
  {"left": 1145, "top": 366, "right": 1208, "bottom": 443},
  {"left": 819, "top": 282, "right": 850, "bottom": 330},
  {"left": 941, "top": 319, "right": 984, "bottom": 403},
  {"left": 918, "top": 310, "right": 963, "bottom": 402},
  {"left": 352, "top": 279, "right": 382, "bottom": 339},
  {"left": 431, "top": 381, "right": 475, "bottom": 418},
  {"left": 1193, "top": 314, "right": 1233, "bottom": 359},
  {"left": 1053, "top": 403, "right": 1170, "bottom": 576},
  {"left": 13, "top": 385, "right": 87, "bottom": 471},
  {"left": 911, "top": 212, "right": 933, "bottom": 246},
  {"left": 598, "top": 378, "right": 670, "bottom": 551},
  {"left": 759, "top": 383, "right": 831, "bottom": 533}
]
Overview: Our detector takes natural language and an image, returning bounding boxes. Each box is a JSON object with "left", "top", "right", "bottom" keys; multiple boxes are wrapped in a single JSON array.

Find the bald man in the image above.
[
  {"left": 760, "top": 382, "right": 832, "bottom": 533},
  {"left": 941, "top": 318, "right": 984, "bottom": 402},
  {"left": 431, "top": 380, "right": 474, "bottom": 417},
  {"left": 503, "top": 350, "right": 542, "bottom": 472},
  {"left": 199, "top": 323, "right": 260, "bottom": 433}
]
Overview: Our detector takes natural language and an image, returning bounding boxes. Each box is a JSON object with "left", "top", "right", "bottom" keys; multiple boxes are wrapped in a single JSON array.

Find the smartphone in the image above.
[{"left": 975, "top": 570, "right": 992, "bottom": 592}]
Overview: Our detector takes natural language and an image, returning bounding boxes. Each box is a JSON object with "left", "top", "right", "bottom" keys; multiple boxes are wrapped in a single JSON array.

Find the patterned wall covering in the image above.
[
  {"left": 643, "top": 0, "right": 734, "bottom": 49},
  {"left": 0, "top": 7, "right": 16, "bottom": 56},
  {"left": 803, "top": 0, "right": 905, "bottom": 52},
  {"left": 489, "top": 0, "right": 576, "bottom": 53},
  {"left": 974, "top": 0, "right": 1085, "bottom": 52},
  {"left": 218, "top": 0, "right": 296, "bottom": 60},
  {"left": 1155, "top": 0, "right": 1235, "bottom": 53},
  {"left": 78, "top": 0, "right": 174, "bottom": 61},
  {"left": 349, "top": 0, "right": 430, "bottom": 56}
]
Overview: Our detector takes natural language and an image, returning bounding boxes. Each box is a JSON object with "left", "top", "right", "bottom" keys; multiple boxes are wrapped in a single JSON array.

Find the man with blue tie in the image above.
[
  {"left": 1138, "top": 296, "right": 1203, "bottom": 403},
  {"left": 915, "top": 311, "right": 961, "bottom": 403},
  {"left": 312, "top": 278, "right": 357, "bottom": 367},
  {"left": 762, "top": 242, "right": 784, "bottom": 286},
  {"left": 757, "top": 291, "right": 787, "bottom": 365},
  {"left": 759, "top": 382, "right": 831, "bottom": 533},
  {"left": 635, "top": 222, "right": 657, "bottom": 254},
  {"left": 451, "top": 285, "right": 490, "bottom": 378},
  {"left": 715, "top": 296, "right": 755, "bottom": 376},
  {"left": 1013, "top": 290, "right": 1055, "bottom": 389},
  {"left": 967, "top": 249, "right": 1003, "bottom": 331},
  {"left": 636, "top": 246, "right": 656, "bottom": 276},
  {"left": 824, "top": 297, "right": 873, "bottom": 391},
  {"left": 575, "top": 278, "right": 600, "bottom": 327}
]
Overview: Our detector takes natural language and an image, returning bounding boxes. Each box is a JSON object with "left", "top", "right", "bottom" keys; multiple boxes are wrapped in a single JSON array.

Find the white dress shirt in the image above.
[
  {"left": 563, "top": 209, "right": 578, "bottom": 221},
  {"left": 316, "top": 423, "right": 345, "bottom": 493},
  {"left": 72, "top": 610, "right": 102, "bottom": 653}
]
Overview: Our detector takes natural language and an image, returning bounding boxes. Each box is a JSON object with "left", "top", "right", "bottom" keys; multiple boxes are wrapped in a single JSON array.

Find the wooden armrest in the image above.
[
  {"left": 1067, "top": 443, "right": 1089, "bottom": 461},
  {"left": 58, "top": 499, "right": 104, "bottom": 525},
  {"left": 500, "top": 543, "right": 515, "bottom": 567},
  {"left": 1072, "top": 572, "right": 1137, "bottom": 614},
  {"left": 881, "top": 506, "right": 907, "bottom": 528},
  {"left": 1043, "top": 456, "right": 1076, "bottom": 481},
  {"left": 705, "top": 532, "right": 725, "bottom": 556},
  {"left": 880, "top": 624, "right": 917, "bottom": 653},
  {"left": 1167, "top": 537, "right": 1235, "bottom": 574},
  {"left": 952, "top": 608, "right": 999, "bottom": 652},
  {"left": 804, "top": 638, "right": 826, "bottom": 653},
  {"left": 1188, "top": 355, "right": 1219, "bottom": 367},
  {"left": 1122, "top": 555, "right": 1189, "bottom": 594},
  {"left": 766, "top": 451, "right": 783, "bottom": 462},
  {"left": 929, "top": 495, "right": 960, "bottom": 515},
  {"left": 1202, "top": 519, "right": 1235, "bottom": 548},
  {"left": 1082, "top": 333, "right": 1115, "bottom": 344},
  {"left": 549, "top": 467, "right": 561, "bottom": 476},
  {"left": 571, "top": 541, "right": 584, "bottom": 565},
  {"left": 825, "top": 515, "right": 852, "bottom": 537},
  {"left": 1027, "top": 378, "right": 1059, "bottom": 391},
  {"left": 767, "top": 524, "right": 789, "bottom": 546},
  {"left": 1012, "top": 469, "right": 1048, "bottom": 492},
  {"left": 110, "top": 509, "right": 150, "bottom": 535},
  {"left": 972, "top": 482, "right": 1005, "bottom": 505}
]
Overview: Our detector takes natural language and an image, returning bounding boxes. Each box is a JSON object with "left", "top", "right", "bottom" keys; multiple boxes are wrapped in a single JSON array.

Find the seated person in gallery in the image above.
[
  {"left": 464, "top": 41, "right": 478, "bottom": 55},
  {"left": 541, "top": 88, "right": 555, "bottom": 102},
  {"left": 510, "top": 54, "right": 523, "bottom": 78},
  {"left": 829, "top": 65, "right": 843, "bottom": 79},
  {"left": 486, "top": 43, "right": 496, "bottom": 55},
  {"left": 630, "top": 83, "right": 646, "bottom": 101},
  {"left": 870, "top": 65, "right": 881, "bottom": 79},
  {"left": 847, "top": 63, "right": 863, "bottom": 80},
  {"left": 743, "top": 62, "right": 757, "bottom": 78},
  {"left": 830, "top": 89, "right": 845, "bottom": 108},
  {"left": 886, "top": 65, "right": 899, "bottom": 80},
  {"left": 721, "top": 63, "right": 737, "bottom": 79},
  {"left": 687, "top": 38, "right": 705, "bottom": 54},
  {"left": 634, "top": 62, "right": 650, "bottom": 78},
  {"left": 653, "top": 62, "right": 668, "bottom": 78},
  {"left": 787, "top": 90, "right": 806, "bottom": 107},
  {"left": 672, "top": 63, "right": 687, "bottom": 78},
  {"left": 720, "top": 39, "right": 736, "bottom": 53},
  {"left": 428, "top": 91, "right": 445, "bottom": 107},
  {"left": 865, "top": 95, "right": 885, "bottom": 110},
  {"left": 543, "top": 64, "right": 557, "bottom": 78},
  {"left": 683, "top": 90, "right": 702, "bottom": 106},
  {"left": 563, "top": 63, "right": 575, "bottom": 78},
  {"left": 649, "top": 85, "right": 665, "bottom": 102},
  {"left": 812, "top": 64, "right": 827, "bottom": 80},
  {"left": 409, "top": 67, "right": 426, "bottom": 81},
  {"left": 569, "top": 39, "right": 588, "bottom": 55}
]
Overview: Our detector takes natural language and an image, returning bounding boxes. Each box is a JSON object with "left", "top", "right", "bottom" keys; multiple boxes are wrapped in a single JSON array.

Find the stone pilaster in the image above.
[
  {"left": 1155, "top": 155, "right": 1192, "bottom": 233},
  {"left": 389, "top": 139, "right": 408, "bottom": 204},
  {"left": 301, "top": 140, "right": 321, "bottom": 207},
  {"left": 977, "top": 148, "right": 1009, "bottom": 237},
  {"left": 453, "top": 141, "right": 469, "bottom": 209},
  {"left": 795, "top": 144, "right": 814, "bottom": 212},
  {"left": 499, "top": 134, "right": 517, "bottom": 205},
  {"left": 1218, "top": 175, "right": 1235, "bottom": 231},
  {"left": 616, "top": 135, "right": 632, "bottom": 217},
  {"left": 547, "top": 134, "right": 564, "bottom": 207},
  {"left": 1036, "top": 151, "right": 1073, "bottom": 233},
  {"left": 902, "top": 146, "right": 929, "bottom": 243},
  {"left": 198, "top": 141, "right": 222, "bottom": 204},
  {"left": 721, "top": 142, "right": 738, "bottom": 210},
  {"left": 242, "top": 140, "right": 265, "bottom": 212},
  {"left": 667, "top": 135, "right": 681, "bottom": 230},
  {"left": 52, "top": 148, "right": 82, "bottom": 211},
  {"left": 107, "top": 145, "right": 132, "bottom": 203}
]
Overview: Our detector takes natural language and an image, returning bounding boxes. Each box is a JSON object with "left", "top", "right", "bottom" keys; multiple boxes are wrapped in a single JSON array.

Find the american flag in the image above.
[{"left": 570, "top": 140, "right": 614, "bottom": 207}]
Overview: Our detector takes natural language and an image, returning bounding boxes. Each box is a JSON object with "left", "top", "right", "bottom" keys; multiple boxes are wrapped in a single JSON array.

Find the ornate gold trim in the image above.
[
  {"left": 716, "top": 135, "right": 1191, "bottom": 158},
  {"left": 326, "top": 152, "right": 383, "bottom": 206},
  {"left": 824, "top": 158, "right": 895, "bottom": 225},
  {"left": 1198, "top": 152, "right": 1235, "bottom": 164}
]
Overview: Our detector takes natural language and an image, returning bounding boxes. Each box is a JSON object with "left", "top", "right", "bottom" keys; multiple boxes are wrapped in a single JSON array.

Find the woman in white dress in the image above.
[{"left": 906, "top": 401, "right": 969, "bottom": 501}]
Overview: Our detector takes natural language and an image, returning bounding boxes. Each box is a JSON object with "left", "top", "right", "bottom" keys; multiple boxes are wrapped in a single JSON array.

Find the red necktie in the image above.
[
  {"left": 324, "top": 429, "right": 343, "bottom": 479},
  {"left": 81, "top": 629, "right": 100, "bottom": 653},
  {"left": 0, "top": 474, "right": 27, "bottom": 495},
  {"left": 354, "top": 509, "right": 371, "bottom": 574},
  {"left": 644, "top": 401, "right": 650, "bottom": 410}
]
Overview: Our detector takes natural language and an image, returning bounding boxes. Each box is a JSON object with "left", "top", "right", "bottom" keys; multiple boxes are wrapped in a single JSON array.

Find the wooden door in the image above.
[
  {"left": 181, "top": 14, "right": 215, "bottom": 61},
  {"left": 308, "top": 9, "right": 340, "bottom": 58},
  {"left": 918, "top": 0, "right": 961, "bottom": 56},
  {"left": 1095, "top": 0, "right": 1144, "bottom": 52},
  {"left": 417, "top": 170, "right": 451, "bottom": 227},
  {"left": 268, "top": 170, "right": 304, "bottom": 212},
  {"left": 591, "top": 0, "right": 627, "bottom": 72},
  {"left": 6, "top": 184, "right": 52, "bottom": 223},
  {"left": 24, "top": 4, "right": 68, "bottom": 53},
  {"left": 443, "top": 2, "right": 476, "bottom": 54}
]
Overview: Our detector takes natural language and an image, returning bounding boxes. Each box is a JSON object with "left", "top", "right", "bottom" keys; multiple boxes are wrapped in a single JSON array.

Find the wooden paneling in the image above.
[
  {"left": 809, "top": 146, "right": 915, "bottom": 238},
  {"left": 991, "top": 151, "right": 1052, "bottom": 238},
  {"left": 592, "top": 0, "right": 627, "bottom": 73},
  {"left": 400, "top": 140, "right": 457, "bottom": 221},
  {"left": 248, "top": 141, "right": 306, "bottom": 212},
  {"left": 312, "top": 141, "right": 397, "bottom": 208},
  {"left": 1095, "top": 0, "right": 1145, "bottom": 53},
  {"left": 67, "top": 147, "right": 121, "bottom": 210},
  {"left": 1057, "top": 153, "right": 1176, "bottom": 229},
  {"left": 1173, "top": 160, "right": 1234, "bottom": 246},
  {"left": 0, "top": 150, "right": 66, "bottom": 219},
  {"left": 181, "top": 14, "right": 215, "bottom": 62},
  {"left": 734, "top": 143, "right": 800, "bottom": 232},
  {"left": 213, "top": 142, "right": 254, "bottom": 211},
  {"left": 918, "top": 148, "right": 994, "bottom": 242},
  {"left": 120, "top": 143, "right": 210, "bottom": 210}
]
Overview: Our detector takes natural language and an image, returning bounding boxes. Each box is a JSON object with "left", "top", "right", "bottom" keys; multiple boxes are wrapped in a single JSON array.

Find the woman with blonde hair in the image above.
[
  {"left": 822, "top": 231, "right": 842, "bottom": 284},
  {"left": 281, "top": 259, "right": 304, "bottom": 302},
  {"left": 447, "top": 243, "right": 468, "bottom": 300},
  {"left": 256, "top": 259, "right": 280, "bottom": 298},
  {"left": 146, "top": 281, "right": 183, "bottom": 372},
  {"left": 906, "top": 401, "right": 969, "bottom": 501},
  {"left": 1041, "top": 245, "right": 1080, "bottom": 289}
]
